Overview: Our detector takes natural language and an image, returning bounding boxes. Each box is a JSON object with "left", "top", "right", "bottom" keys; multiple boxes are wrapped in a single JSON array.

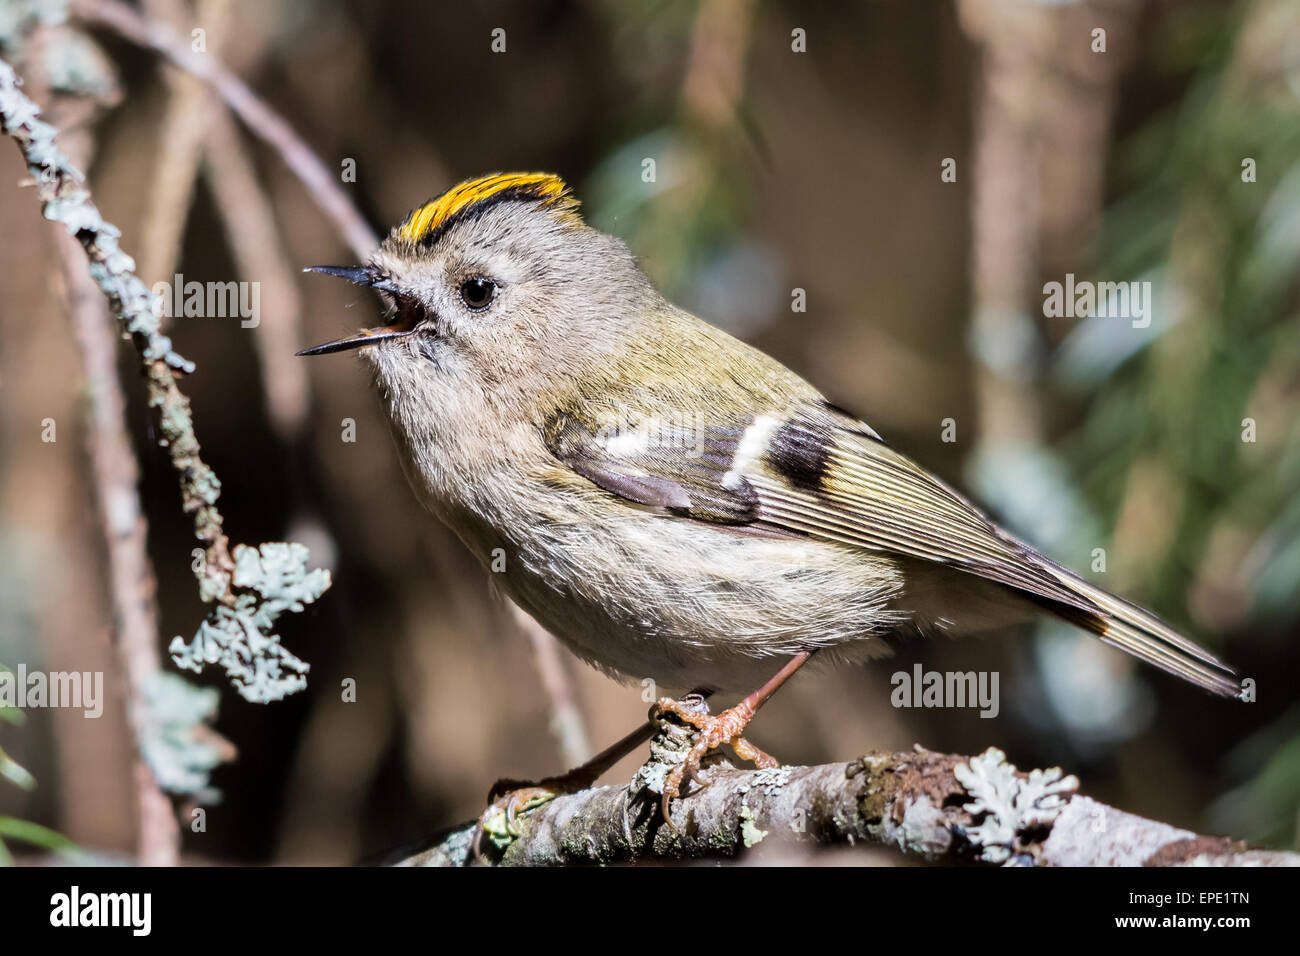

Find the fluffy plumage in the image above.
[{"left": 305, "top": 173, "right": 1242, "bottom": 698}]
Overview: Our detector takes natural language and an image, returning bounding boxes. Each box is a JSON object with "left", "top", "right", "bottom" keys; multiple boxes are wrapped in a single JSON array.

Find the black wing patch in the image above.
[{"left": 767, "top": 419, "right": 831, "bottom": 492}]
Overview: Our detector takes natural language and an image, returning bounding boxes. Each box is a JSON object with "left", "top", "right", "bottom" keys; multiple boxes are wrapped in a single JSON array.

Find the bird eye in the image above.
[{"left": 458, "top": 277, "right": 497, "bottom": 311}]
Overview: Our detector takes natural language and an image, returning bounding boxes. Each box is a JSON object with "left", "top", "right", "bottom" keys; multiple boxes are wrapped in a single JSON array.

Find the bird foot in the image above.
[
  {"left": 651, "top": 695, "right": 780, "bottom": 827},
  {"left": 473, "top": 766, "right": 597, "bottom": 859},
  {"left": 472, "top": 719, "right": 660, "bottom": 861}
]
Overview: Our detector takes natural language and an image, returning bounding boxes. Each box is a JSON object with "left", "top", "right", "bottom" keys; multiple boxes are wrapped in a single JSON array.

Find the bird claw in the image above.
[
  {"left": 471, "top": 720, "right": 662, "bottom": 861},
  {"left": 652, "top": 696, "right": 779, "bottom": 831},
  {"left": 473, "top": 782, "right": 558, "bottom": 859},
  {"left": 473, "top": 774, "right": 589, "bottom": 860}
]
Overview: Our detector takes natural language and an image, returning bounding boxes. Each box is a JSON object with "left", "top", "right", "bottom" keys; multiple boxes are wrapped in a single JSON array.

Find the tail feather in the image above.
[{"left": 1045, "top": 568, "right": 1241, "bottom": 698}]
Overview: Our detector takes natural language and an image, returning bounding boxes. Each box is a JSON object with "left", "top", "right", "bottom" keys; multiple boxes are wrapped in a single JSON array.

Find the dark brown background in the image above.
[{"left": 1, "top": 0, "right": 1296, "bottom": 863}]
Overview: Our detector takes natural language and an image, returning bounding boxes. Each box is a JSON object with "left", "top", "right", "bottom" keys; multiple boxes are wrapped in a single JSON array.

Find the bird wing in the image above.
[{"left": 545, "top": 398, "right": 1241, "bottom": 697}]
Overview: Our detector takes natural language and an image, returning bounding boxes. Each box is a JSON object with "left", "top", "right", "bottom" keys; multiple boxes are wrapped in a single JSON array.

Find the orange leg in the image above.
[{"left": 653, "top": 651, "right": 814, "bottom": 825}]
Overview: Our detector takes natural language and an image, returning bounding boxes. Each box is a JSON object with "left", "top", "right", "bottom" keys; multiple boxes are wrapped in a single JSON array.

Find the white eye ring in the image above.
[{"left": 458, "top": 277, "right": 497, "bottom": 311}]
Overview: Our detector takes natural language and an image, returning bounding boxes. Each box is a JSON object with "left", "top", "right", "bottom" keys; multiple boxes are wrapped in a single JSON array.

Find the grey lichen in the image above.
[
  {"left": 955, "top": 746, "right": 1079, "bottom": 865},
  {"left": 169, "top": 543, "right": 328, "bottom": 703},
  {"left": 751, "top": 765, "right": 793, "bottom": 796},
  {"left": 0, "top": 0, "right": 68, "bottom": 54},
  {"left": 896, "top": 797, "right": 953, "bottom": 858},
  {"left": 38, "top": 25, "right": 118, "bottom": 101},
  {"left": 138, "top": 672, "right": 227, "bottom": 802}
]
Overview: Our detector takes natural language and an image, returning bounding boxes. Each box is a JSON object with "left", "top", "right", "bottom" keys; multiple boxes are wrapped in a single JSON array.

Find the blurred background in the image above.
[{"left": 0, "top": 0, "right": 1297, "bottom": 864}]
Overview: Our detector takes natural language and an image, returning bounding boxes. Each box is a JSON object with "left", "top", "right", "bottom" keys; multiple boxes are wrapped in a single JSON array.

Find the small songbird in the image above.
[{"left": 300, "top": 172, "right": 1241, "bottom": 818}]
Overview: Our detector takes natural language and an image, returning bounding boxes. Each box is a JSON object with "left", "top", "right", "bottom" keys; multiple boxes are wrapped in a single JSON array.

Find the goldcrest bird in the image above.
[{"left": 300, "top": 172, "right": 1241, "bottom": 817}]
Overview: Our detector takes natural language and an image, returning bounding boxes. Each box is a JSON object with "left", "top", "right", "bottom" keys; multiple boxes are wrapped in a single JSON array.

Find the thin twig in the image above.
[
  {"left": 133, "top": 0, "right": 311, "bottom": 437},
  {"left": 204, "top": 106, "right": 311, "bottom": 437},
  {"left": 137, "top": 0, "right": 231, "bottom": 288},
  {"left": 510, "top": 605, "right": 592, "bottom": 767},
  {"left": 73, "top": 0, "right": 378, "bottom": 259},
  {"left": 957, "top": 0, "right": 1050, "bottom": 444},
  {"left": 680, "top": 0, "right": 756, "bottom": 129}
]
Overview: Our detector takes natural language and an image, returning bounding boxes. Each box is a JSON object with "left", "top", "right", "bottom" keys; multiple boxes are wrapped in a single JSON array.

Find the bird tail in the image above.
[{"left": 1042, "top": 566, "right": 1242, "bottom": 698}]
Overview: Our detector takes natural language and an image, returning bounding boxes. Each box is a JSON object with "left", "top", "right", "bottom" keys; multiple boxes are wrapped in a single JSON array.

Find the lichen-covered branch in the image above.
[
  {"left": 2, "top": 54, "right": 228, "bottom": 591},
  {"left": 7, "top": 13, "right": 242, "bottom": 859},
  {"left": 52, "top": 96, "right": 182, "bottom": 864},
  {"left": 0, "top": 55, "right": 328, "bottom": 705},
  {"left": 395, "top": 716, "right": 1299, "bottom": 867}
]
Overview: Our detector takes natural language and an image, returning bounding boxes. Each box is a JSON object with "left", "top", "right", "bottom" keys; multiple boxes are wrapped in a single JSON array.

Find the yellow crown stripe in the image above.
[{"left": 397, "top": 172, "right": 577, "bottom": 243}]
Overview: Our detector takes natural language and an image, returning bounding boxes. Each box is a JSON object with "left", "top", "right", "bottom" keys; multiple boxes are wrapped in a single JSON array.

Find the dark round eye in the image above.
[{"left": 458, "top": 277, "right": 497, "bottom": 311}]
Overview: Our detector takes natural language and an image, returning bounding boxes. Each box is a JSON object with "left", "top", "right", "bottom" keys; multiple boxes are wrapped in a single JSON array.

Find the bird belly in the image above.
[{"left": 495, "top": 508, "right": 905, "bottom": 693}]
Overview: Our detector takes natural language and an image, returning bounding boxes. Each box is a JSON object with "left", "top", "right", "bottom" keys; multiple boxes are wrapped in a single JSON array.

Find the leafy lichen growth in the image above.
[
  {"left": 169, "top": 543, "right": 329, "bottom": 703},
  {"left": 955, "top": 746, "right": 1078, "bottom": 866},
  {"left": 896, "top": 797, "right": 952, "bottom": 858},
  {"left": 138, "top": 672, "right": 227, "bottom": 802},
  {"left": 751, "top": 765, "right": 793, "bottom": 796}
]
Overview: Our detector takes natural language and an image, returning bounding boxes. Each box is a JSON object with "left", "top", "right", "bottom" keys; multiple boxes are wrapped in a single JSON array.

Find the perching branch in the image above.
[{"left": 395, "top": 713, "right": 1300, "bottom": 867}]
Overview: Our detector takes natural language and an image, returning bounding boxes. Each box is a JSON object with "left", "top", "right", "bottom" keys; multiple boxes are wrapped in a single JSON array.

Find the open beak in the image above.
[{"left": 297, "top": 265, "right": 412, "bottom": 356}]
